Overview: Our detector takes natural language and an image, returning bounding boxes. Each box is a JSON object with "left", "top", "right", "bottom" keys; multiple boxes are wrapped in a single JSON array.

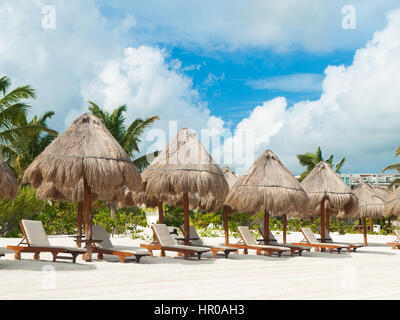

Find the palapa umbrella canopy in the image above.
[
  {"left": 225, "top": 150, "right": 308, "bottom": 244},
  {"left": 353, "top": 182, "right": 386, "bottom": 246},
  {"left": 141, "top": 128, "right": 229, "bottom": 244},
  {"left": 23, "top": 114, "right": 142, "bottom": 261},
  {"left": 301, "top": 161, "right": 358, "bottom": 246},
  {"left": 0, "top": 156, "right": 18, "bottom": 200},
  {"left": 383, "top": 186, "right": 400, "bottom": 218}
]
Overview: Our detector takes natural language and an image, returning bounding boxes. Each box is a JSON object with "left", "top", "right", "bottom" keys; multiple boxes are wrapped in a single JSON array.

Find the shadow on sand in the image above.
[{"left": 0, "top": 256, "right": 97, "bottom": 272}]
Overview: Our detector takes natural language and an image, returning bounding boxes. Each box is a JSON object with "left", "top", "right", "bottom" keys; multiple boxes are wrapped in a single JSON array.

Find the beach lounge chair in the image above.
[
  {"left": 7, "top": 220, "right": 86, "bottom": 263},
  {"left": 230, "top": 226, "right": 291, "bottom": 257},
  {"left": 257, "top": 228, "right": 310, "bottom": 256},
  {"left": 91, "top": 225, "right": 149, "bottom": 263},
  {"left": 386, "top": 230, "right": 400, "bottom": 249},
  {"left": 321, "top": 229, "right": 363, "bottom": 252},
  {"left": 292, "top": 228, "right": 351, "bottom": 254},
  {"left": 180, "top": 225, "right": 238, "bottom": 258},
  {"left": 142, "top": 224, "right": 210, "bottom": 260},
  {"left": 140, "top": 226, "right": 180, "bottom": 256}
]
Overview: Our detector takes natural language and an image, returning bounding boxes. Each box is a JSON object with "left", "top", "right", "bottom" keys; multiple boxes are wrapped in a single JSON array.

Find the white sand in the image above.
[{"left": 1, "top": 231, "right": 400, "bottom": 300}]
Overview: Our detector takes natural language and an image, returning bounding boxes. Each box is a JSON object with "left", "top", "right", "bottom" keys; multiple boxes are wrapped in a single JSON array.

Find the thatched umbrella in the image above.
[
  {"left": 383, "top": 186, "right": 400, "bottom": 219},
  {"left": 353, "top": 182, "right": 386, "bottom": 246},
  {"left": 301, "top": 161, "right": 358, "bottom": 249},
  {"left": 23, "top": 114, "right": 142, "bottom": 261},
  {"left": 225, "top": 150, "right": 308, "bottom": 244},
  {"left": 0, "top": 156, "right": 18, "bottom": 200},
  {"left": 142, "top": 128, "right": 229, "bottom": 244}
]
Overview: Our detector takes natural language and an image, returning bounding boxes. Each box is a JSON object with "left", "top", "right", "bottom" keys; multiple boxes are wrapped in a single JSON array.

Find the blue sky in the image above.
[{"left": 1, "top": 1, "right": 400, "bottom": 174}]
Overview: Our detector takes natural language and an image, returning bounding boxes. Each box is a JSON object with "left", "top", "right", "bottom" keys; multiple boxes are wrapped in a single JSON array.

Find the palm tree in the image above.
[
  {"left": 382, "top": 146, "right": 400, "bottom": 188},
  {"left": 297, "top": 147, "right": 345, "bottom": 181},
  {"left": 88, "top": 101, "right": 160, "bottom": 171},
  {"left": 0, "top": 111, "right": 58, "bottom": 179},
  {"left": 0, "top": 76, "right": 36, "bottom": 146}
]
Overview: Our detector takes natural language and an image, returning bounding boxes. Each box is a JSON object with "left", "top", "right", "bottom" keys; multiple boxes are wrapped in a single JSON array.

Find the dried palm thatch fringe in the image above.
[
  {"left": 301, "top": 161, "right": 358, "bottom": 217},
  {"left": 373, "top": 186, "right": 391, "bottom": 201},
  {"left": 142, "top": 128, "right": 229, "bottom": 201},
  {"left": 121, "top": 166, "right": 236, "bottom": 212},
  {"left": 352, "top": 182, "right": 386, "bottom": 218},
  {"left": 225, "top": 150, "right": 308, "bottom": 215},
  {"left": 383, "top": 186, "right": 400, "bottom": 217},
  {"left": 0, "top": 156, "right": 18, "bottom": 200},
  {"left": 36, "top": 181, "right": 126, "bottom": 203},
  {"left": 23, "top": 114, "right": 142, "bottom": 199},
  {"left": 222, "top": 166, "right": 237, "bottom": 189}
]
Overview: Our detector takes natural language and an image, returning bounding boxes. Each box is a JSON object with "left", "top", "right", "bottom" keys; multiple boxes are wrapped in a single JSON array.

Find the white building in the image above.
[{"left": 340, "top": 173, "right": 400, "bottom": 190}]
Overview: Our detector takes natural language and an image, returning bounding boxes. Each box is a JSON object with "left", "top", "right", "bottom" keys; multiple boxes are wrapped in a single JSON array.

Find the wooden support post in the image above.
[
  {"left": 84, "top": 178, "right": 92, "bottom": 262},
  {"left": 264, "top": 210, "right": 270, "bottom": 243},
  {"left": 77, "top": 201, "right": 83, "bottom": 248},
  {"left": 363, "top": 217, "right": 368, "bottom": 246},
  {"left": 223, "top": 205, "right": 230, "bottom": 245},
  {"left": 325, "top": 211, "right": 330, "bottom": 233},
  {"left": 370, "top": 217, "right": 373, "bottom": 232},
  {"left": 183, "top": 192, "right": 189, "bottom": 245},
  {"left": 283, "top": 215, "right": 287, "bottom": 244},
  {"left": 158, "top": 201, "right": 164, "bottom": 224},
  {"left": 320, "top": 197, "right": 326, "bottom": 252}
]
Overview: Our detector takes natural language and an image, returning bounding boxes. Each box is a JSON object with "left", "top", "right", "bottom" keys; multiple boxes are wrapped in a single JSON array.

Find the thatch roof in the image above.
[
  {"left": 23, "top": 114, "right": 142, "bottom": 200},
  {"left": 0, "top": 156, "right": 18, "bottom": 200},
  {"left": 352, "top": 182, "right": 386, "bottom": 218},
  {"left": 383, "top": 186, "right": 400, "bottom": 217},
  {"left": 142, "top": 128, "right": 228, "bottom": 201},
  {"left": 373, "top": 186, "right": 391, "bottom": 201},
  {"left": 222, "top": 166, "right": 237, "bottom": 189},
  {"left": 224, "top": 150, "right": 308, "bottom": 215},
  {"left": 301, "top": 161, "right": 358, "bottom": 216}
]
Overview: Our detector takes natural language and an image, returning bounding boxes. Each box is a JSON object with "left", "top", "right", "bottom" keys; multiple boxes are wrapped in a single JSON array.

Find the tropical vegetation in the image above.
[{"left": 297, "top": 146, "right": 345, "bottom": 181}]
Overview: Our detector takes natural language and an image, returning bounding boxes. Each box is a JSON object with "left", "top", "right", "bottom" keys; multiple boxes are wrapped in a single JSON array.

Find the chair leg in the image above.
[
  {"left": 97, "top": 253, "right": 104, "bottom": 260},
  {"left": 34, "top": 252, "right": 40, "bottom": 260},
  {"left": 51, "top": 252, "right": 58, "bottom": 262},
  {"left": 135, "top": 255, "right": 142, "bottom": 263},
  {"left": 224, "top": 251, "right": 229, "bottom": 259},
  {"left": 14, "top": 250, "right": 21, "bottom": 260},
  {"left": 72, "top": 253, "right": 79, "bottom": 263}
]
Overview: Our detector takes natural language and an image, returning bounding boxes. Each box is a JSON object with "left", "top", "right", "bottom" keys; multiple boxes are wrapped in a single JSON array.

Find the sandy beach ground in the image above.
[{"left": 1, "top": 231, "right": 400, "bottom": 300}]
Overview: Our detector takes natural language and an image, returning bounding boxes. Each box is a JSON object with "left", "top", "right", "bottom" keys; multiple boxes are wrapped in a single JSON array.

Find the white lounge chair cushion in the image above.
[
  {"left": 92, "top": 225, "right": 114, "bottom": 249},
  {"left": 98, "top": 245, "right": 149, "bottom": 256},
  {"left": 153, "top": 224, "right": 177, "bottom": 246},
  {"left": 161, "top": 244, "right": 209, "bottom": 252},
  {"left": 21, "top": 220, "right": 51, "bottom": 247},
  {"left": 239, "top": 226, "right": 290, "bottom": 251},
  {"left": 302, "top": 228, "right": 349, "bottom": 248}
]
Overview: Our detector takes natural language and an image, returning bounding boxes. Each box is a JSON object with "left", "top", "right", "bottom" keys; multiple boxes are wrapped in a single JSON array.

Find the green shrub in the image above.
[{"left": 0, "top": 186, "right": 45, "bottom": 237}]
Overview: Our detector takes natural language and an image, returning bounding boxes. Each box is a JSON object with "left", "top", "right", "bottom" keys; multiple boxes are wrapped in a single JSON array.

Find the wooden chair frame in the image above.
[
  {"left": 7, "top": 222, "right": 84, "bottom": 263},
  {"left": 292, "top": 229, "right": 351, "bottom": 254},
  {"left": 144, "top": 225, "right": 209, "bottom": 260}
]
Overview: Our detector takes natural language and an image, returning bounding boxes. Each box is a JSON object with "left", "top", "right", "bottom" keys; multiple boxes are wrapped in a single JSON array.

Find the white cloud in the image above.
[
  {"left": 227, "top": 8, "right": 400, "bottom": 174},
  {"left": 79, "top": 46, "right": 220, "bottom": 153},
  {"left": 247, "top": 73, "right": 323, "bottom": 92},
  {"left": 97, "top": 0, "right": 400, "bottom": 52}
]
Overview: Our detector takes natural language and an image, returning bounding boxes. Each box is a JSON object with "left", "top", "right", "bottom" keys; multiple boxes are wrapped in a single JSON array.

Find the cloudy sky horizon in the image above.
[{"left": 1, "top": 0, "right": 400, "bottom": 175}]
